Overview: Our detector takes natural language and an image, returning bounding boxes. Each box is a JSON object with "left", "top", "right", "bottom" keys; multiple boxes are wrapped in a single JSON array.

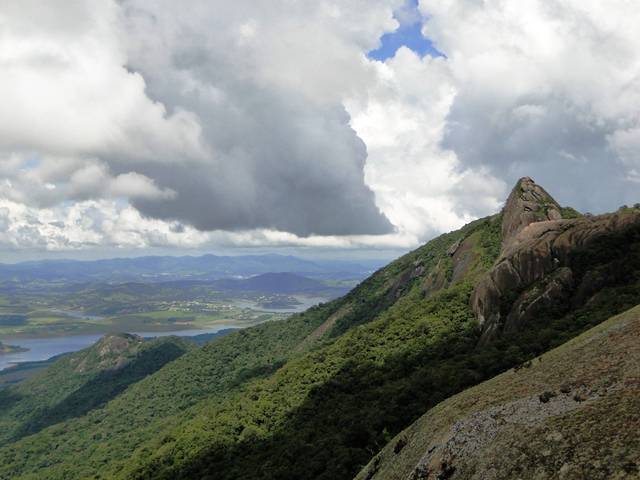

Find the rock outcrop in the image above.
[
  {"left": 73, "top": 333, "right": 144, "bottom": 373},
  {"left": 472, "top": 178, "right": 640, "bottom": 342},
  {"left": 501, "top": 177, "right": 562, "bottom": 248}
]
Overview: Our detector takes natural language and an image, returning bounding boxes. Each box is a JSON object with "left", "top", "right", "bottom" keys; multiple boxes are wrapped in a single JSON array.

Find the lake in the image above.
[
  {"left": 0, "top": 324, "right": 235, "bottom": 372},
  {"left": 232, "top": 295, "right": 328, "bottom": 313}
]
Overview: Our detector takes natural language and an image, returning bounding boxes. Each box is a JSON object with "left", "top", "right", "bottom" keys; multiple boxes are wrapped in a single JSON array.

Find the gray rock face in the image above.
[
  {"left": 421, "top": 234, "right": 479, "bottom": 299},
  {"left": 501, "top": 177, "right": 562, "bottom": 249},
  {"left": 472, "top": 178, "right": 640, "bottom": 342}
]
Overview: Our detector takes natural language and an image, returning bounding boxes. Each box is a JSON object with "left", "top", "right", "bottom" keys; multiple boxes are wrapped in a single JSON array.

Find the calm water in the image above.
[
  {"left": 0, "top": 324, "right": 235, "bottom": 372},
  {"left": 232, "top": 295, "right": 328, "bottom": 313}
]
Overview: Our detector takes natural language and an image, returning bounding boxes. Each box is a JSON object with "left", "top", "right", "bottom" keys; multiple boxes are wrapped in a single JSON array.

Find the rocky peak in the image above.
[
  {"left": 473, "top": 203, "right": 640, "bottom": 343},
  {"left": 501, "top": 177, "right": 562, "bottom": 248},
  {"left": 96, "top": 333, "right": 143, "bottom": 358},
  {"left": 73, "top": 333, "right": 144, "bottom": 373},
  {"left": 471, "top": 176, "right": 640, "bottom": 343}
]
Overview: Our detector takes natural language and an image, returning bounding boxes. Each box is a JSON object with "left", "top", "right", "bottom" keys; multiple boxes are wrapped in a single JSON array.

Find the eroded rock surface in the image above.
[
  {"left": 472, "top": 178, "right": 640, "bottom": 342},
  {"left": 501, "top": 177, "right": 562, "bottom": 249}
]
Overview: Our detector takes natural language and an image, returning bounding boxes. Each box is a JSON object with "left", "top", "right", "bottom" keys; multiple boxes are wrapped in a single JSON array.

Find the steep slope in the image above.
[
  {"left": 1, "top": 178, "right": 640, "bottom": 480},
  {"left": 472, "top": 184, "right": 640, "bottom": 343},
  {"left": 0, "top": 333, "right": 193, "bottom": 446},
  {"left": 356, "top": 304, "right": 640, "bottom": 480},
  {"left": 0, "top": 215, "right": 501, "bottom": 480}
]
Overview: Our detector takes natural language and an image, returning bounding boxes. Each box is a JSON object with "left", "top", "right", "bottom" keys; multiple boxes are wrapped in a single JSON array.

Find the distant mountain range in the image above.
[
  {"left": 212, "top": 272, "right": 334, "bottom": 294},
  {"left": 0, "top": 254, "right": 386, "bottom": 283}
]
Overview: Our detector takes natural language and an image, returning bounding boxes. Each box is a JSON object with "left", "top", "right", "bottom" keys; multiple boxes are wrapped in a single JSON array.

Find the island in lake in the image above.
[{"left": 0, "top": 341, "right": 28, "bottom": 354}]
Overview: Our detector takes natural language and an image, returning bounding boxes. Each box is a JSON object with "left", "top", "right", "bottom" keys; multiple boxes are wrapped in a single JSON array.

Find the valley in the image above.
[
  {"left": 0, "top": 270, "right": 355, "bottom": 340},
  {"left": 0, "top": 264, "right": 363, "bottom": 377}
]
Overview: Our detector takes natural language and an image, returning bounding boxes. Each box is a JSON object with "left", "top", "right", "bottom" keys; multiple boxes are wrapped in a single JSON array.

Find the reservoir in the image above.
[{"left": 0, "top": 324, "right": 235, "bottom": 372}]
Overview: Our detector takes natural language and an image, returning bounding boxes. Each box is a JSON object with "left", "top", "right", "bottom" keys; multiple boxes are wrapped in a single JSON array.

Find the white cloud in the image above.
[
  {"left": 2, "top": 0, "right": 640, "bottom": 256},
  {"left": 417, "top": 0, "right": 640, "bottom": 212},
  {"left": 0, "top": 0, "right": 407, "bottom": 243},
  {"left": 109, "top": 172, "right": 176, "bottom": 200},
  {"left": 0, "top": 0, "right": 205, "bottom": 160},
  {"left": 347, "top": 48, "right": 505, "bottom": 242}
]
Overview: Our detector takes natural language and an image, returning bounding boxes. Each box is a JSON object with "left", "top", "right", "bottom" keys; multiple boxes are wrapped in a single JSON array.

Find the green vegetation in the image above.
[
  {"left": 0, "top": 216, "right": 503, "bottom": 479},
  {"left": 122, "top": 215, "right": 640, "bottom": 480},
  {"left": 0, "top": 304, "right": 337, "bottom": 479},
  {"left": 560, "top": 206, "right": 582, "bottom": 219},
  {"left": 0, "top": 334, "right": 193, "bottom": 446},
  {"left": 0, "top": 198, "right": 639, "bottom": 480},
  {"left": 0, "top": 341, "right": 27, "bottom": 354},
  {"left": 356, "top": 304, "right": 640, "bottom": 480},
  {"left": 0, "top": 358, "right": 58, "bottom": 389}
]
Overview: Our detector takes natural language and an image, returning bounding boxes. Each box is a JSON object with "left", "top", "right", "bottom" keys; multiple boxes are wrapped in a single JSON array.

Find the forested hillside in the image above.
[
  {"left": 0, "top": 334, "right": 193, "bottom": 446},
  {"left": 1, "top": 178, "right": 640, "bottom": 480},
  {"left": 356, "top": 304, "right": 640, "bottom": 480}
]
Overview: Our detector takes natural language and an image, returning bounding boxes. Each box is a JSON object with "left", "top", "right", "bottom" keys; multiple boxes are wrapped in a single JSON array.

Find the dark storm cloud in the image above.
[
  {"left": 109, "top": 0, "right": 394, "bottom": 237},
  {"left": 127, "top": 96, "right": 392, "bottom": 236},
  {"left": 442, "top": 95, "right": 637, "bottom": 213}
]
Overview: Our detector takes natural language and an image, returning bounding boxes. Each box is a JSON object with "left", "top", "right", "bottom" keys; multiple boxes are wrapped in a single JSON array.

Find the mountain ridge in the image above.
[
  {"left": 1, "top": 177, "right": 639, "bottom": 479},
  {"left": 0, "top": 253, "right": 383, "bottom": 283}
]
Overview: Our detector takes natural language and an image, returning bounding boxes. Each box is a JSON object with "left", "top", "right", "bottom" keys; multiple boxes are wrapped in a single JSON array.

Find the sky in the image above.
[{"left": 1, "top": 0, "right": 640, "bottom": 261}]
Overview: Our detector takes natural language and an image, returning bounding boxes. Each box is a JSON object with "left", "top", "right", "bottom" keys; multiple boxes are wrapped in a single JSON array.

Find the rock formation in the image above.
[
  {"left": 73, "top": 333, "right": 144, "bottom": 373},
  {"left": 500, "top": 176, "right": 562, "bottom": 248},
  {"left": 472, "top": 178, "right": 640, "bottom": 342}
]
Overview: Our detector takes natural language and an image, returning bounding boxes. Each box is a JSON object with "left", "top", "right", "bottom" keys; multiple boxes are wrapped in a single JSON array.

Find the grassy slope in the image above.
[{"left": 356, "top": 304, "right": 640, "bottom": 480}]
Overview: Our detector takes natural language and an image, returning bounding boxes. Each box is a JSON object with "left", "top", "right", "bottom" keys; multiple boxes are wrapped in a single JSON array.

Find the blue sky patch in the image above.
[{"left": 368, "top": 0, "right": 443, "bottom": 61}]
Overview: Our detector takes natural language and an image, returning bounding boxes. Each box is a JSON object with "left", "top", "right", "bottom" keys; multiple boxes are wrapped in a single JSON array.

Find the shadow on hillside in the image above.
[
  {"left": 10, "top": 341, "right": 189, "bottom": 443},
  {"left": 128, "top": 315, "right": 518, "bottom": 480},
  {"left": 0, "top": 388, "right": 23, "bottom": 412},
  {"left": 132, "top": 224, "right": 640, "bottom": 480}
]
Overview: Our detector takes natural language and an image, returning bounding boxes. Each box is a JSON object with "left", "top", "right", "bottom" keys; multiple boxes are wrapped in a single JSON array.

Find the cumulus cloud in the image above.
[
  {"left": 347, "top": 47, "right": 505, "bottom": 242},
  {"left": 113, "top": 0, "right": 400, "bottom": 236},
  {"left": 0, "top": 0, "right": 400, "bottom": 243},
  {"left": 419, "top": 0, "right": 640, "bottom": 212},
  {"left": 2, "top": 0, "right": 640, "bottom": 255},
  {"left": 0, "top": 0, "right": 400, "bottom": 246},
  {"left": 0, "top": 0, "right": 205, "bottom": 160}
]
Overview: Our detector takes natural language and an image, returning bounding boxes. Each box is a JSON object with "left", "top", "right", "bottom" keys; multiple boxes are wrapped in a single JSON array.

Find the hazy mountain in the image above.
[
  {"left": 211, "top": 272, "right": 334, "bottom": 294},
  {"left": 0, "top": 254, "right": 383, "bottom": 283}
]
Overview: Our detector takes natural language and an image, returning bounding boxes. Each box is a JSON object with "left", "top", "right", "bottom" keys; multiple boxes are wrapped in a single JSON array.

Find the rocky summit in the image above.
[
  {"left": 500, "top": 176, "right": 562, "bottom": 248},
  {"left": 472, "top": 177, "right": 640, "bottom": 343}
]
